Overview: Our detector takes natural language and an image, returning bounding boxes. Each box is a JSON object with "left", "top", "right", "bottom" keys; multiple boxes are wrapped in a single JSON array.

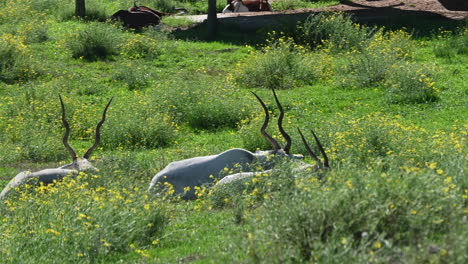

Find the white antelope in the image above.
[
  {"left": 0, "top": 96, "right": 113, "bottom": 200},
  {"left": 149, "top": 89, "right": 329, "bottom": 199},
  {"left": 222, "top": 0, "right": 272, "bottom": 13}
]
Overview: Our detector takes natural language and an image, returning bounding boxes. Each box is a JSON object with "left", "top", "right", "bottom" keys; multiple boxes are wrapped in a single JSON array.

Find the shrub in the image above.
[
  {"left": 0, "top": 171, "right": 166, "bottom": 263},
  {"left": 0, "top": 34, "right": 36, "bottom": 82},
  {"left": 15, "top": 11, "right": 50, "bottom": 44},
  {"left": 334, "top": 29, "right": 415, "bottom": 89},
  {"left": 300, "top": 12, "right": 372, "bottom": 53},
  {"left": 385, "top": 63, "right": 439, "bottom": 104},
  {"left": 162, "top": 79, "right": 252, "bottom": 130},
  {"left": 102, "top": 96, "right": 177, "bottom": 150},
  {"left": 271, "top": 0, "right": 309, "bottom": 10},
  {"left": 119, "top": 33, "right": 160, "bottom": 59},
  {"left": 433, "top": 29, "right": 468, "bottom": 59},
  {"left": 243, "top": 166, "right": 465, "bottom": 263},
  {"left": 114, "top": 65, "right": 152, "bottom": 91},
  {"left": 149, "top": 0, "right": 177, "bottom": 13},
  {"left": 236, "top": 38, "right": 317, "bottom": 89},
  {"left": 67, "top": 23, "right": 121, "bottom": 61}
]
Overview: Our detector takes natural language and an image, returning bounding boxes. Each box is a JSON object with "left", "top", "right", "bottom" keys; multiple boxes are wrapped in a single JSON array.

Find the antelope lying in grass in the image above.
[
  {"left": 222, "top": 0, "right": 273, "bottom": 13},
  {"left": 0, "top": 96, "right": 113, "bottom": 200},
  {"left": 149, "top": 89, "right": 329, "bottom": 199}
]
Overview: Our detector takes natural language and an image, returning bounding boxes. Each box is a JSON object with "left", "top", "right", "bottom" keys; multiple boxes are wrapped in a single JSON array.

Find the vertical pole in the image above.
[
  {"left": 207, "top": 0, "right": 218, "bottom": 39},
  {"left": 75, "top": 0, "right": 86, "bottom": 18}
]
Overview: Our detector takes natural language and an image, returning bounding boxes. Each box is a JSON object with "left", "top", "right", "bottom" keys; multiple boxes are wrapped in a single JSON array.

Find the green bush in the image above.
[
  {"left": 0, "top": 34, "right": 36, "bottom": 83},
  {"left": 119, "top": 33, "right": 161, "bottom": 59},
  {"left": 334, "top": 29, "right": 416, "bottom": 90},
  {"left": 102, "top": 96, "right": 177, "bottom": 150},
  {"left": 0, "top": 171, "right": 166, "bottom": 263},
  {"left": 236, "top": 38, "right": 317, "bottom": 89},
  {"left": 149, "top": 0, "right": 177, "bottom": 13},
  {"left": 67, "top": 23, "right": 121, "bottom": 61},
  {"left": 385, "top": 63, "right": 439, "bottom": 104},
  {"left": 243, "top": 166, "right": 465, "bottom": 263},
  {"left": 433, "top": 30, "right": 468, "bottom": 59},
  {"left": 114, "top": 65, "right": 152, "bottom": 91},
  {"left": 271, "top": 0, "right": 310, "bottom": 10},
  {"left": 300, "top": 12, "right": 372, "bottom": 53},
  {"left": 162, "top": 79, "right": 252, "bottom": 130}
]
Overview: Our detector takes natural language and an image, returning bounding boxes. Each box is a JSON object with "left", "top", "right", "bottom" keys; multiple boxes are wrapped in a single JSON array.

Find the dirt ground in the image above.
[
  {"left": 318, "top": 0, "right": 468, "bottom": 20},
  {"left": 186, "top": 0, "right": 467, "bottom": 29}
]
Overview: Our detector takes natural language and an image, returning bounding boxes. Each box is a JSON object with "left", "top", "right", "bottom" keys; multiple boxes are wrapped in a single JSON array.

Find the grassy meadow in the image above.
[{"left": 0, "top": 0, "right": 467, "bottom": 263}]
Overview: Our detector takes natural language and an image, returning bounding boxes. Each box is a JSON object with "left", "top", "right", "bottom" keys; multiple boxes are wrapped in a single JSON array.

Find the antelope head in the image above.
[
  {"left": 58, "top": 95, "right": 113, "bottom": 171},
  {"left": 252, "top": 89, "right": 329, "bottom": 171},
  {"left": 251, "top": 89, "right": 302, "bottom": 159}
]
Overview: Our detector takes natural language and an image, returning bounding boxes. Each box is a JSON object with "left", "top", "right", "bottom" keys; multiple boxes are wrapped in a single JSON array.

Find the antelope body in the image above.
[
  {"left": 149, "top": 89, "right": 328, "bottom": 199},
  {"left": 0, "top": 96, "right": 112, "bottom": 200},
  {"left": 222, "top": 0, "right": 272, "bottom": 13}
]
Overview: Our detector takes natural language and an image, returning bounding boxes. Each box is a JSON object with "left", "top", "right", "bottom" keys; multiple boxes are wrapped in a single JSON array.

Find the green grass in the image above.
[{"left": 0, "top": 2, "right": 467, "bottom": 263}]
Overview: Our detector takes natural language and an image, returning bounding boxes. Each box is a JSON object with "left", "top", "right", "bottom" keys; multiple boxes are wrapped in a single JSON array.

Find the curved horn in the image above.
[
  {"left": 59, "top": 95, "right": 77, "bottom": 162},
  {"left": 272, "top": 89, "right": 292, "bottom": 154},
  {"left": 310, "top": 129, "right": 329, "bottom": 168},
  {"left": 297, "top": 128, "right": 322, "bottom": 166},
  {"left": 83, "top": 97, "right": 113, "bottom": 160},
  {"left": 251, "top": 92, "right": 281, "bottom": 150}
]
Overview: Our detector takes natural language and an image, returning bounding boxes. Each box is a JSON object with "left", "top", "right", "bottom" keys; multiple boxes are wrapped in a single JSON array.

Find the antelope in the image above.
[
  {"left": 0, "top": 96, "right": 113, "bottom": 200},
  {"left": 111, "top": 9, "right": 161, "bottom": 29},
  {"left": 128, "top": 1, "right": 188, "bottom": 19},
  {"left": 149, "top": 89, "right": 329, "bottom": 199},
  {"left": 222, "top": 0, "right": 272, "bottom": 13}
]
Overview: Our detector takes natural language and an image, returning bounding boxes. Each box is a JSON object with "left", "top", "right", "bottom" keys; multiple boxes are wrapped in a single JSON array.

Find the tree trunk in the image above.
[
  {"left": 75, "top": 0, "right": 86, "bottom": 18},
  {"left": 207, "top": 0, "right": 218, "bottom": 39}
]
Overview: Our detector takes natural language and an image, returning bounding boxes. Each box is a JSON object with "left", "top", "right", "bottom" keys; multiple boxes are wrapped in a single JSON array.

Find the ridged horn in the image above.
[
  {"left": 251, "top": 92, "right": 281, "bottom": 150},
  {"left": 272, "top": 89, "right": 292, "bottom": 154},
  {"left": 310, "top": 129, "right": 329, "bottom": 168},
  {"left": 59, "top": 95, "right": 77, "bottom": 162},
  {"left": 297, "top": 128, "right": 322, "bottom": 166},
  {"left": 83, "top": 98, "right": 113, "bottom": 160}
]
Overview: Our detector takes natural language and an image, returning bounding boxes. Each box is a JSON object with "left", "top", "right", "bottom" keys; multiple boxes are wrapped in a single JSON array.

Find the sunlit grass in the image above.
[{"left": 0, "top": 1, "right": 466, "bottom": 263}]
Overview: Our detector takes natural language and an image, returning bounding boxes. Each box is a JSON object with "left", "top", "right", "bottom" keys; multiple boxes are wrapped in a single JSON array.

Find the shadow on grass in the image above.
[{"left": 171, "top": 6, "right": 465, "bottom": 45}]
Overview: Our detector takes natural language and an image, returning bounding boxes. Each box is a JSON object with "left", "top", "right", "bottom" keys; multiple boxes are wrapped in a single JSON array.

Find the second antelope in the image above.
[
  {"left": 0, "top": 96, "right": 113, "bottom": 200},
  {"left": 149, "top": 89, "right": 329, "bottom": 199}
]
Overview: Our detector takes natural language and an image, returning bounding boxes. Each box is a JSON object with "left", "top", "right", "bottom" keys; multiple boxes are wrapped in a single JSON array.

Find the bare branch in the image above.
[
  {"left": 83, "top": 97, "right": 113, "bottom": 160},
  {"left": 272, "top": 89, "right": 292, "bottom": 154},
  {"left": 59, "top": 95, "right": 77, "bottom": 162},
  {"left": 251, "top": 92, "right": 281, "bottom": 150}
]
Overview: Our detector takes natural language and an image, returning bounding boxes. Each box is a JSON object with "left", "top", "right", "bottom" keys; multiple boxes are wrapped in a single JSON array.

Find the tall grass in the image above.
[
  {"left": 67, "top": 22, "right": 122, "bottom": 61},
  {"left": 0, "top": 34, "right": 36, "bottom": 83},
  {"left": 433, "top": 29, "right": 467, "bottom": 59},
  {"left": 0, "top": 171, "right": 166, "bottom": 263},
  {"left": 161, "top": 79, "right": 252, "bottom": 130},
  {"left": 206, "top": 113, "right": 466, "bottom": 263},
  {"left": 300, "top": 12, "right": 372, "bottom": 53},
  {"left": 236, "top": 37, "right": 317, "bottom": 89}
]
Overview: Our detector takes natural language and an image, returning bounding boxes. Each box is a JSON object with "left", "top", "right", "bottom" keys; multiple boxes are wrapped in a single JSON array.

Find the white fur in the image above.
[
  {"left": 149, "top": 148, "right": 303, "bottom": 199},
  {"left": 222, "top": 0, "right": 250, "bottom": 13},
  {"left": 0, "top": 159, "right": 95, "bottom": 200}
]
